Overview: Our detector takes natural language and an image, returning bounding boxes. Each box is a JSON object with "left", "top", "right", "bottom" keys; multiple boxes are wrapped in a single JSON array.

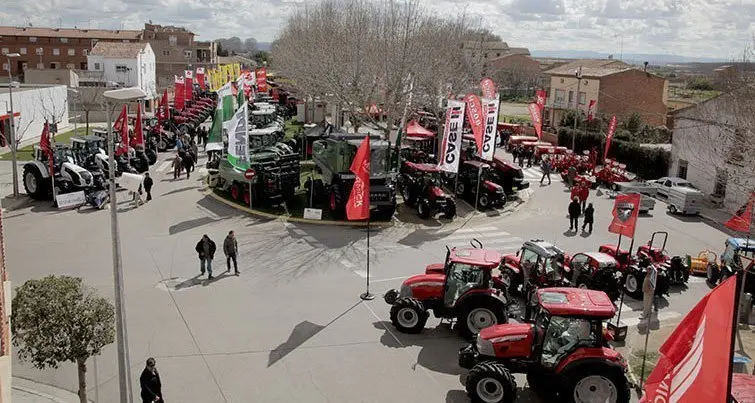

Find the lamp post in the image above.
[
  {"left": 103, "top": 87, "right": 147, "bottom": 403},
  {"left": 571, "top": 66, "right": 583, "bottom": 151},
  {"left": 5, "top": 53, "right": 20, "bottom": 197}
]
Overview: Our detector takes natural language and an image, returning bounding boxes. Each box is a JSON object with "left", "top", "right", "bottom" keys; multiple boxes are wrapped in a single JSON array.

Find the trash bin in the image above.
[{"left": 739, "top": 293, "right": 752, "bottom": 325}]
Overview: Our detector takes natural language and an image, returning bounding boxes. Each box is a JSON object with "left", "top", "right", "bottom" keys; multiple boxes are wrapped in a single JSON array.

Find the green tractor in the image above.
[{"left": 307, "top": 131, "right": 396, "bottom": 219}]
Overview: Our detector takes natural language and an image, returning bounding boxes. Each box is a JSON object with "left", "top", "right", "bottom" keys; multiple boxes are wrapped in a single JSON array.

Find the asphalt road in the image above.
[{"left": 0, "top": 148, "right": 728, "bottom": 403}]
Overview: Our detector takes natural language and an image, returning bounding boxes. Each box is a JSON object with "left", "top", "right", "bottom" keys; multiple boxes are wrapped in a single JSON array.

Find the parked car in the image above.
[
  {"left": 649, "top": 176, "right": 697, "bottom": 198},
  {"left": 666, "top": 186, "right": 704, "bottom": 215}
]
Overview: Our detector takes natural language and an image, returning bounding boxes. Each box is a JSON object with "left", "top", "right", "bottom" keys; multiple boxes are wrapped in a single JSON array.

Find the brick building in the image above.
[
  {"left": 461, "top": 41, "right": 540, "bottom": 94},
  {"left": 543, "top": 59, "right": 669, "bottom": 127},
  {"left": 142, "top": 23, "right": 217, "bottom": 89},
  {"left": 0, "top": 27, "right": 142, "bottom": 82}
]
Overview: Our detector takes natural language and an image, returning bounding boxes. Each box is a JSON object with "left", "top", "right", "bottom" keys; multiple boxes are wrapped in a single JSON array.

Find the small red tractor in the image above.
[
  {"left": 598, "top": 233, "right": 671, "bottom": 299},
  {"left": 397, "top": 161, "right": 456, "bottom": 219},
  {"left": 505, "top": 135, "right": 538, "bottom": 152},
  {"left": 459, "top": 287, "right": 630, "bottom": 403},
  {"left": 384, "top": 240, "right": 510, "bottom": 338},
  {"left": 563, "top": 252, "right": 624, "bottom": 301},
  {"left": 534, "top": 145, "right": 568, "bottom": 164},
  {"left": 635, "top": 231, "right": 689, "bottom": 285},
  {"left": 594, "top": 159, "right": 636, "bottom": 190}
]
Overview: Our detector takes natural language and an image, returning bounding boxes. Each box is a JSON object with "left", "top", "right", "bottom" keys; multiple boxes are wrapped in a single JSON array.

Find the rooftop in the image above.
[
  {"left": 450, "top": 248, "right": 502, "bottom": 268},
  {"left": 538, "top": 287, "right": 616, "bottom": 318},
  {"left": 0, "top": 26, "right": 141, "bottom": 40},
  {"left": 545, "top": 59, "right": 633, "bottom": 77},
  {"left": 89, "top": 42, "right": 150, "bottom": 58},
  {"left": 462, "top": 41, "right": 510, "bottom": 50}
]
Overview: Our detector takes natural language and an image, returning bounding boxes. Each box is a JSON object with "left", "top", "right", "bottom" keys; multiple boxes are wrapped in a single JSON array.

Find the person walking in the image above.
[
  {"left": 568, "top": 196, "right": 581, "bottom": 231},
  {"left": 172, "top": 152, "right": 182, "bottom": 180},
  {"left": 224, "top": 230, "right": 239, "bottom": 275},
  {"left": 182, "top": 151, "right": 194, "bottom": 180},
  {"left": 143, "top": 173, "right": 154, "bottom": 202},
  {"left": 511, "top": 145, "right": 519, "bottom": 165},
  {"left": 641, "top": 264, "right": 658, "bottom": 319},
  {"left": 140, "top": 357, "right": 164, "bottom": 403},
  {"left": 567, "top": 165, "right": 577, "bottom": 188},
  {"left": 175, "top": 136, "right": 183, "bottom": 152},
  {"left": 517, "top": 146, "right": 526, "bottom": 167},
  {"left": 195, "top": 234, "right": 216, "bottom": 279},
  {"left": 578, "top": 182, "right": 589, "bottom": 212},
  {"left": 582, "top": 202, "right": 594, "bottom": 233},
  {"left": 540, "top": 157, "right": 552, "bottom": 185},
  {"left": 526, "top": 148, "right": 533, "bottom": 168}
]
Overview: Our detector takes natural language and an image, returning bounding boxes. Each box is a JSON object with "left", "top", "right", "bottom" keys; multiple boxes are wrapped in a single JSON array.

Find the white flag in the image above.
[
  {"left": 226, "top": 101, "right": 249, "bottom": 168},
  {"left": 437, "top": 99, "right": 466, "bottom": 174},
  {"left": 479, "top": 94, "right": 500, "bottom": 161}
]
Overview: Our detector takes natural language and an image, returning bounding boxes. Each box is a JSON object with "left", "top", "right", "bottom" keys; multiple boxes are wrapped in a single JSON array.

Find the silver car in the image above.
[{"left": 650, "top": 176, "right": 697, "bottom": 198}]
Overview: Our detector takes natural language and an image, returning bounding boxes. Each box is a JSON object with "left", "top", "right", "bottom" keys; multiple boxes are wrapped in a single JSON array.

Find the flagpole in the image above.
[
  {"left": 360, "top": 215, "right": 374, "bottom": 301},
  {"left": 727, "top": 271, "right": 744, "bottom": 400}
]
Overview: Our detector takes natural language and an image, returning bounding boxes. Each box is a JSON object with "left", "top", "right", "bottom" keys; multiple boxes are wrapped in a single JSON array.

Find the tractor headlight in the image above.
[
  {"left": 476, "top": 335, "right": 495, "bottom": 356},
  {"left": 399, "top": 284, "right": 412, "bottom": 298}
]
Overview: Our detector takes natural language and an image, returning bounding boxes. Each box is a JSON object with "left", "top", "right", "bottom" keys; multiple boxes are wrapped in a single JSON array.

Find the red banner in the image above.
[
  {"left": 587, "top": 100, "right": 597, "bottom": 122},
  {"left": 157, "top": 89, "right": 170, "bottom": 124},
  {"left": 196, "top": 68, "right": 206, "bottom": 90},
  {"left": 346, "top": 136, "right": 371, "bottom": 220},
  {"left": 535, "top": 89, "right": 546, "bottom": 111},
  {"left": 134, "top": 103, "right": 144, "bottom": 146},
  {"left": 480, "top": 78, "right": 496, "bottom": 99},
  {"left": 608, "top": 193, "right": 641, "bottom": 238},
  {"left": 527, "top": 102, "right": 543, "bottom": 140},
  {"left": 174, "top": 76, "right": 185, "bottom": 111},
  {"left": 113, "top": 106, "right": 130, "bottom": 156},
  {"left": 641, "top": 275, "right": 738, "bottom": 403},
  {"left": 39, "top": 121, "right": 54, "bottom": 175},
  {"left": 184, "top": 70, "right": 193, "bottom": 103},
  {"left": 256, "top": 67, "right": 268, "bottom": 94},
  {"left": 464, "top": 94, "right": 485, "bottom": 152},
  {"left": 604, "top": 115, "right": 617, "bottom": 161},
  {"left": 725, "top": 193, "right": 755, "bottom": 232}
]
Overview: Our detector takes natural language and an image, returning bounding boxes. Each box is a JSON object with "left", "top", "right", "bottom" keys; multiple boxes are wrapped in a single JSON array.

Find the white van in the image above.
[{"left": 666, "top": 186, "right": 704, "bottom": 215}]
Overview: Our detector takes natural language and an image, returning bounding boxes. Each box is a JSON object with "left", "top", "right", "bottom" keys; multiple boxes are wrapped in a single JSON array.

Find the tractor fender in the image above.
[
  {"left": 503, "top": 262, "right": 520, "bottom": 275},
  {"left": 455, "top": 291, "right": 508, "bottom": 316},
  {"left": 554, "top": 347, "right": 625, "bottom": 375},
  {"left": 24, "top": 160, "right": 50, "bottom": 178}
]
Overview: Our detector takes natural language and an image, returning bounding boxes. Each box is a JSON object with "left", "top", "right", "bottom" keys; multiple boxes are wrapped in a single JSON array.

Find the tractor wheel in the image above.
[
  {"left": 478, "top": 194, "right": 490, "bottom": 210},
  {"left": 624, "top": 272, "right": 644, "bottom": 299},
  {"left": 575, "top": 275, "right": 590, "bottom": 290},
  {"left": 402, "top": 186, "right": 416, "bottom": 207},
  {"left": 611, "top": 182, "right": 620, "bottom": 191},
  {"left": 23, "top": 167, "right": 49, "bottom": 200},
  {"left": 329, "top": 190, "right": 345, "bottom": 219},
  {"left": 561, "top": 365, "right": 630, "bottom": 403},
  {"left": 389, "top": 297, "right": 428, "bottom": 334},
  {"left": 243, "top": 185, "right": 251, "bottom": 206},
  {"left": 157, "top": 136, "right": 169, "bottom": 152},
  {"left": 706, "top": 262, "right": 720, "bottom": 284},
  {"left": 465, "top": 362, "right": 517, "bottom": 403},
  {"left": 459, "top": 301, "right": 506, "bottom": 339},
  {"left": 668, "top": 205, "right": 678, "bottom": 214},
  {"left": 443, "top": 199, "right": 457, "bottom": 219},
  {"left": 230, "top": 182, "right": 241, "bottom": 201},
  {"left": 417, "top": 199, "right": 432, "bottom": 219},
  {"left": 456, "top": 182, "right": 466, "bottom": 196}
]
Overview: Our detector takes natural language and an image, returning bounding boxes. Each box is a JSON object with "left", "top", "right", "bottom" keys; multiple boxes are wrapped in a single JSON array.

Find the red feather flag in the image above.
[
  {"left": 157, "top": 89, "right": 170, "bottom": 124},
  {"left": 114, "top": 106, "right": 129, "bottom": 156},
  {"left": 346, "top": 136, "right": 371, "bottom": 221},
  {"left": 604, "top": 115, "right": 617, "bottom": 162},
  {"left": 134, "top": 103, "right": 144, "bottom": 146},
  {"left": 39, "top": 121, "right": 54, "bottom": 175},
  {"left": 725, "top": 193, "right": 755, "bottom": 233}
]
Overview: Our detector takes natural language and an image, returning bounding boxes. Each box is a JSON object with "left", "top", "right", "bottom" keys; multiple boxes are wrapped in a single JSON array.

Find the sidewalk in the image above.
[
  {"left": 12, "top": 377, "right": 85, "bottom": 403},
  {"left": 698, "top": 198, "right": 741, "bottom": 236}
]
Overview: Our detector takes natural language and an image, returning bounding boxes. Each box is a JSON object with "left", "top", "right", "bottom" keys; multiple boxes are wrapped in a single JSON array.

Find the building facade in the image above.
[
  {"left": 0, "top": 84, "right": 69, "bottom": 146},
  {"left": 670, "top": 91, "right": 755, "bottom": 211},
  {"left": 87, "top": 42, "right": 157, "bottom": 101},
  {"left": 543, "top": 59, "right": 669, "bottom": 127},
  {"left": 0, "top": 27, "right": 142, "bottom": 82},
  {"left": 141, "top": 23, "right": 217, "bottom": 89}
]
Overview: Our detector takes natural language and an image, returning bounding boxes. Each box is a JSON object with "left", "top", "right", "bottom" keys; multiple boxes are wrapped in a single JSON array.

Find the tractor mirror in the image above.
[{"left": 516, "top": 250, "right": 520, "bottom": 257}]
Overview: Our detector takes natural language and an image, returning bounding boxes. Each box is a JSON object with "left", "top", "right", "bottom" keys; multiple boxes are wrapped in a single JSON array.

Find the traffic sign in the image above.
[{"left": 244, "top": 168, "right": 256, "bottom": 180}]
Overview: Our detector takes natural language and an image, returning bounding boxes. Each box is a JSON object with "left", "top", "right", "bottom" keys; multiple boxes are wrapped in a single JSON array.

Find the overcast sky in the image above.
[{"left": 1, "top": 0, "right": 752, "bottom": 59}]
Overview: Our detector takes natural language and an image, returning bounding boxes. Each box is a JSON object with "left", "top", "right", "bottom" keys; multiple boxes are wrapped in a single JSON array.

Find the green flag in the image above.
[
  {"left": 217, "top": 82, "right": 234, "bottom": 121},
  {"left": 237, "top": 90, "right": 245, "bottom": 111},
  {"left": 207, "top": 108, "right": 223, "bottom": 144}
]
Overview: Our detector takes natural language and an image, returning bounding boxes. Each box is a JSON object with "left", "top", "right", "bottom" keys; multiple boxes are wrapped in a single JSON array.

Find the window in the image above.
[
  {"left": 169, "top": 35, "right": 177, "bottom": 46},
  {"left": 568, "top": 91, "right": 574, "bottom": 104},
  {"left": 677, "top": 160, "right": 688, "bottom": 179},
  {"left": 555, "top": 89, "right": 565, "bottom": 104},
  {"left": 484, "top": 53, "right": 488, "bottom": 58},
  {"left": 36, "top": 63, "right": 44, "bottom": 69},
  {"left": 53, "top": 48, "right": 60, "bottom": 56},
  {"left": 560, "top": 78, "right": 565, "bottom": 84},
  {"left": 1, "top": 63, "right": 7, "bottom": 72},
  {"left": 22, "top": 62, "right": 28, "bottom": 70},
  {"left": 714, "top": 168, "right": 727, "bottom": 197},
  {"left": 19, "top": 47, "right": 27, "bottom": 55},
  {"left": 578, "top": 92, "right": 586, "bottom": 105},
  {"left": 115, "top": 64, "right": 128, "bottom": 73},
  {"left": 163, "top": 50, "right": 170, "bottom": 56},
  {"left": 496, "top": 53, "right": 501, "bottom": 57},
  {"left": 36, "top": 47, "right": 43, "bottom": 55},
  {"left": 0, "top": 48, "right": 6, "bottom": 55},
  {"left": 94, "top": 62, "right": 101, "bottom": 70},
  {"left": 67, "top": 49, "right": 75, "bottom": 56},
  {"left": 82, "top": 49, "right": 88, "bottom": 56},
  {"left": 50, "top": 62, "right": 59, "bottom": 69},
  {"left": 60, "top": 38, "right": 68, "bottom": 43},
  {"left": 29, "top": 36, "right": 37, "bottom": 42},
  {"left": 184, "top": 50, "right": 192, "bottom": 58}
]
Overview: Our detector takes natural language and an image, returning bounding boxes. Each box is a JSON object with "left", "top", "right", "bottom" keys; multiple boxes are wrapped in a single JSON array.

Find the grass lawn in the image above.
[
  {"left": 500, "top": 114, "right": 531, "bottom": 124},
  {"left": 0, "top": 127, "right": 94, "bottom": 162},
  {"left": 629, "top": 349, "right": 659, "bottom": 384}
]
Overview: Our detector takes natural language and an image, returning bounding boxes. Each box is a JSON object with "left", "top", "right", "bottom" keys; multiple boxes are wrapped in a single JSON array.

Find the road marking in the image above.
[
  {"left": 353, "top": 270, "right": 370, "bottom": 278},
  {"left": 340, "top": 259, "right": 355, "bottom": 268},
  {"left": 451, "top": 226, "right": 499, "bottom": 234},
  {"left": 157, "top": 161, "right": 171, "bottom": 172},
  {"left": 371, "top": 276, "right": 409, "bottom": 283}
]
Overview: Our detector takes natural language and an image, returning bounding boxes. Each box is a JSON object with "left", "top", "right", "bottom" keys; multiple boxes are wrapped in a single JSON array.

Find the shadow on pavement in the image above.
[
  {"left": 173, "top": 274, "right": 204, "bottom": 290},
  {"left": 284, "top": 222, "right": 389, "bottom": 249},
  {"left": 394, "top": 204, "right": 444, "bottom": 227},
  {"left": 169, "top": 216, "right": 217, "bottom": 235},
  {"left": 372, "top": 321, "right": 467, "bottom": 376},
  {"left": 161, "top": 186, "right": 199, "bottom": 197},
  {"left": 398, "top": 228, "right": 455, "bottom": 248},
  {"left": 445, "top": 387, "right": 542, "bottom": 403}
]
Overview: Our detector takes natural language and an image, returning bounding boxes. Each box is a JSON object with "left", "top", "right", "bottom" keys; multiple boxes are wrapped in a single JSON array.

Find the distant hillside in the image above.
[
  {"left": 531, "top": 50, "right": 727, "bottom": 66},
  {"left": 257, "top": 42, "right": 272, "bottom": 52}
]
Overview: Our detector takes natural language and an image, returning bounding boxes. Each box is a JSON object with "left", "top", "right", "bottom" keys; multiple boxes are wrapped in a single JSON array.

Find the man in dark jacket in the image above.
[
  {"left": 140, "top": 357, "right": 163, "bottom": 403},
  {"left": 195, "top": 234, "right": 216, "bottom": 279},
  {"left": 582, "top": 203, "right": 595, "bottom": 233},
  {"left": 143, "top": 173, "right": 154, "bottom": 202},
  {"left": 224, "top": 230, "right": 239, "bottom": 275},
  {"left": 568, "top": 197, "right": 581, "bottom": 231}
]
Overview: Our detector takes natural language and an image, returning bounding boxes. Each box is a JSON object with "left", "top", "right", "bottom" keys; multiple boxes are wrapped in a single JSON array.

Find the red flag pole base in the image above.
[{"left": 360, "top": 292, "right": 375, "bottom": 301}]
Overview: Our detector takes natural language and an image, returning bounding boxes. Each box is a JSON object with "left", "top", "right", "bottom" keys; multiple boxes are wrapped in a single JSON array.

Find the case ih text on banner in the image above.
[
  {"left": 479, "top": 94, "right": 500, "bottom": 161},
  {"left": 464, "top": 94, "right": 485, "bottom": 153},
  {"left": 227, "top": 101, "right": 250, "bottom": 169},
  {"left": 527, "top": 102, "right": 543, "bottom": 140},
  {"left": 437, "top": 100, "right": 466, "bottom": 174},
  {"left": 480, "top": 78, "right": 496, "bottom": 99}
]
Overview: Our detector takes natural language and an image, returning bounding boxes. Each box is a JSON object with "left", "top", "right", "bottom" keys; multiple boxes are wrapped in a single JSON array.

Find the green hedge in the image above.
[{"left": 557, "top": 128, "right": 670, "bottom": 180}]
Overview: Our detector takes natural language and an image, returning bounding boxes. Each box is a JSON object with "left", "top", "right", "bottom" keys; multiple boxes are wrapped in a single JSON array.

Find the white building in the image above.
[
  {"left": 86, "top": 42, "right": 157, "bottom": 104},
  {"left": 670, "top": 89, "right": 755, "bottom": 211},
  {"left": 0, "top": 84, "right": 69, "bottom": 144}
]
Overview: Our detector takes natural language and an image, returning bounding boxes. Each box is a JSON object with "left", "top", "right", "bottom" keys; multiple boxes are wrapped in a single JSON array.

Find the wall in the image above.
[
  {"left": 545, "top": 74, "right": 601, "bottom": 126},
  {"left": 0, "top": 206, "right": 10, "bottom": 403},
  {"left": 23, "top": 69, "right": 78, "bottom": 87},
  {"left": 599, "top": 69, "right": 668, "bottom": 126},
  {"left": 0, "top": 85, "right": 69, "bottom": 143}
]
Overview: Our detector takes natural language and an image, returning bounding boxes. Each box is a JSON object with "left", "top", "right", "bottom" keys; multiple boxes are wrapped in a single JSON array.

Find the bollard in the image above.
[{"left": 740, "top": 293, "right": 753, "bottom": 325}]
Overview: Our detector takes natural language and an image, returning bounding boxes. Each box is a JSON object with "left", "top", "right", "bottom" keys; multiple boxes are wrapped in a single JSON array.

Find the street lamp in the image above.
[
  {"left": 103, "top": 86, "right": 146, "bottom": 403},
  {"left": 5, "top": 52, "right": 20, "bottom": 197}
]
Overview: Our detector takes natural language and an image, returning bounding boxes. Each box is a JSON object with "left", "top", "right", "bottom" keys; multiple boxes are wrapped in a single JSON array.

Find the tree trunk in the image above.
[
  {"left": 77, "top": 358, "right": 88, "bottom": 403},
  {"left": 85, "top": 111, "right": 90, "bottom": 136}
]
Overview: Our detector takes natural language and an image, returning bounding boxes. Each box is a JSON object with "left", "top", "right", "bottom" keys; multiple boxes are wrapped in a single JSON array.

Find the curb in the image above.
[
  {"left": 205, "top": 190, "right": 396, "bottom": 228},
  {"left": 12, "top": 376, "right": 87, "bottom": 403}
]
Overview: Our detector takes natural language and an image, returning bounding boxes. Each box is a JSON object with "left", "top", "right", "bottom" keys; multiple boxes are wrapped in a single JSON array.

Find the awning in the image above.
[{"left": 405, "top": 120, "right": 434, "bottom": 139}]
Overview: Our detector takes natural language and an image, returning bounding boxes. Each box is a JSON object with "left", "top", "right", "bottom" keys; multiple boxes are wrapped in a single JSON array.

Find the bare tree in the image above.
[
  {"left": 38, "top": 90, "right": 67, "bottom": 134},
  {"left": 71, "top": 88, "right": 105, "bottom": 135}
]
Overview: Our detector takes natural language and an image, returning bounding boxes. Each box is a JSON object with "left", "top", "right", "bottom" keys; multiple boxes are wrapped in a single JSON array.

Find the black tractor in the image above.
[
  {"left": 453, "top": 160, "right": 506, "bottom": 210},
  {"left": 398, "top": 161, "right": 455, "bottom": 219}
]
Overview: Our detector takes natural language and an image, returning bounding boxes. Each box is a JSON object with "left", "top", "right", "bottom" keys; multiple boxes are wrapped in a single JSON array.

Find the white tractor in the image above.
[{"left": 23, "top": 144, "right": 97, "bottom": 200}]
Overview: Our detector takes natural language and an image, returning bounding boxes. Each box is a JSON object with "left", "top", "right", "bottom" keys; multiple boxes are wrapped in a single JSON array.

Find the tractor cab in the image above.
[
  {"left": 441, "top": 246, "right": 503, "bottom": 308},
  {"left": 636, "top": 231, "right": 669, "bottom": 264},
  {"left": 70, "top": 136, "right": 106, "bottom": 156},
  {"left": 722, "top": 237, "right": 755, "bottom": 269},
  {"left": 598, "top": 244, "right": 633, "bottom": 269},
  {"left": 503, "top": 240, "right": 568, "bottom": 293}
]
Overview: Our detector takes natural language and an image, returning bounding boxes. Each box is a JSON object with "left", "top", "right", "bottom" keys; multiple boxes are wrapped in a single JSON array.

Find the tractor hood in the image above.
[
  {"left": 429, "top": 186, "right": 447, "bottom": 198},
  {"left": 425, "top": 263, "right": 445, "bottom": 275},
  {"left": 477, "top": 323, "right": 534, "bottom": 359},
  {"left": 483, "top": 180, "right": 503, "bottom": 192},
  {"left": 401, "top": 273, "right": 445, "bottom": 300}
]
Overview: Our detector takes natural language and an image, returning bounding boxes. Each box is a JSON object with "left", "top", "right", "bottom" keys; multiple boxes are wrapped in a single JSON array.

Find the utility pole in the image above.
[{"left": 571, "top": 66, "right": 583, "bottom": 152}]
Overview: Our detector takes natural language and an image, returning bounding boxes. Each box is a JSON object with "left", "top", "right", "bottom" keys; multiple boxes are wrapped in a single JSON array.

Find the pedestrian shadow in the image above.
[
  {"left": 169, "top": 216, "right": 217, "bottom": 235},
  {"left": 562, "top": 230, "right": 577, "bottom": 238},
  {"left": 161, "top": 186, "right": 199, "bottom": 197},
  {"left": 579, "top": 231, "right": 591, "bottom": 238},
  {"left": 201, "top": 271, "right": 235, "bottom": 286},
  {"left": 173, "top": 274, "right": 204, "bottom": 290}
]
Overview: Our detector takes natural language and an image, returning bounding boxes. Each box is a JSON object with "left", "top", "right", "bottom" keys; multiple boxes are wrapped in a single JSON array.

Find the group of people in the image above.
[
  {"left": 172, "top": 132, "right": 199, "bottom": 180},
  {"left": 511, "top": 145, "right": 535, "bottom": 168},
  {"left": 194, "top": 231, "right": 240, "bottom": 280},
  {"left": 568, "top": 177, "right": 594, "bottom": 233}
]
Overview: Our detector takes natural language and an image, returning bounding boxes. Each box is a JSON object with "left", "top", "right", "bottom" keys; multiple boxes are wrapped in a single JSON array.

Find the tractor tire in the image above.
[
  {"left": 624, "top": 271, "right": 644, "bottom": 299},
  {"left": 23, "top": 166, "right": 49, "bottom": 200},
  {"left": 478, "top": 194, "right": 490, "bottom": 210},
  {"left": 157, "top": 136, "right": 169, "bottom": 152},
  {"left": 389, "top": 298, "right": 428, "bottom": 334},
  {"left": 443, "top": 199, "right": 457, "bottom": 219},
  {"left": 465, "top": 362, "right": 517, "bottom": 403},
  {"left": 329, "top": 189, "right": 345, "bottom": 219},
  {"left": 458, "top": 300, "right": 507, "bottom": 339},
  {"left": 230, "top": 182, "right": 242, "bottom": 201},
  {"left": 417, "top": 199, "right": 432, "bottom": 219},
  {"left": 456, "top": 182, "right": 466, "bottom": 196},
  {"left": 402, "top": 186, "right": 416, "bottom": 207},
  {"left": 706, "top": 262, "right": 720, "bottom": 284},
  {"left": 561, "top": 365, "right": 630, "bottom": 403}
]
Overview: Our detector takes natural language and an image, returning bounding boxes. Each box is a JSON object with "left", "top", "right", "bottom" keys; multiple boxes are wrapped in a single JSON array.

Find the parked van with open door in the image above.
[{"left": 666, "top": 186, "right": 704, "bottom": 215}]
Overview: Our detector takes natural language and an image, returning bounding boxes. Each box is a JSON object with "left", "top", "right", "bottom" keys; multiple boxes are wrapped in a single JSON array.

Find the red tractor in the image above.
[
  {"left": 383, "top": 241, "right": 510, "bottom": 338},
  {"left": 501, "top": 240, "right": 571, "bottom": 297},
  {"left": 594, "top": 159, "right": 636, "bottom": 190},
  {"left": 459, "top": 287, "right": 631, "bottom": 403},
  {"left": 398, "top": 162, "right": 456, "bottom": 219},
  {"left": 563, "top": 252, "right": 624, "bottom": 301},
  {"left": 598, "top": 236, "right": 671, "bottom": 299},
  {"left": 635, "top": 231, "right": 689, "bottom": 285}
]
